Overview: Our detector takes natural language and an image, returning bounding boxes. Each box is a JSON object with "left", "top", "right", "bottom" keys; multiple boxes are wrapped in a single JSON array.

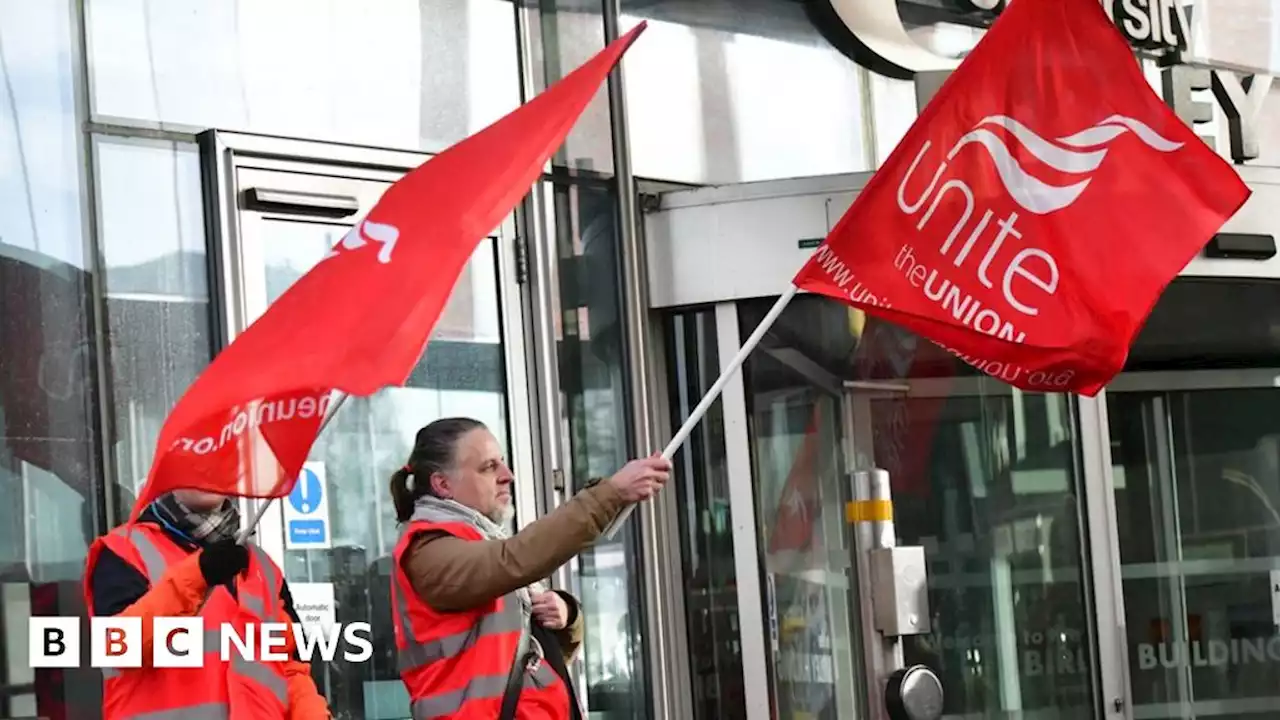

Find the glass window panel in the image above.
[
  {"left": 247, "top": 215, "right": 510, "bottom": 719},
  {"left": 743, "top": 375, "right": 855, "bottom": 719},
  {"left": 0, "top": 1, "right": 106, "bottom": 717},
  {"left": 93, "top": 136, "right": 213, "bottom": 509},
  {"left": 550, "top": 179, "right": 650, "bottom": 717},
  {"left": 663, "top": 309, "right": 745, "bottom": 719},
  {"left": 618, "top": 3, "right": 870, "bottom": 184},
  {"left": 1110, "top": 386, "right": 1280, "bottom": 719},
  {"left": 529, "top": 0, "right": 615, "bottom": 173},
  {"left": 884, "top": 390, "right": 1094, "bottom": 715},
  {"left": 86, "top": 0, "right": 520, "bottom": 153}
]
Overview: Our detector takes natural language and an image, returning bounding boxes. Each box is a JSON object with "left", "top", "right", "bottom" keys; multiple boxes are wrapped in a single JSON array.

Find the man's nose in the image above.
[{"left": 497, "top": 464, "right": 515, "bottom": 484}]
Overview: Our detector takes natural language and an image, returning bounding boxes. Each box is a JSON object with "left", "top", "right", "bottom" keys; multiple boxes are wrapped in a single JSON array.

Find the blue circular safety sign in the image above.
[{"left": 288, "top": 468, "right": 322, "bottom": 514}]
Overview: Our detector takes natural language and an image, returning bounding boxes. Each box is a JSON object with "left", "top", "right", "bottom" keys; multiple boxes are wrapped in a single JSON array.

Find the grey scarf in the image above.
[
  {"left": 406, "top": 495, "right": 547, "bottom": 619},
  {"left": 151, "top": 493, "right": 241, "bottom": 546}
]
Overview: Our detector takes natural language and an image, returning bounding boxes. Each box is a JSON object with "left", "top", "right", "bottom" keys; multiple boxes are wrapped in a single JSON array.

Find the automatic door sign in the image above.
[{"left": 284, "top": 461, "right": 331, "bottom": 549}]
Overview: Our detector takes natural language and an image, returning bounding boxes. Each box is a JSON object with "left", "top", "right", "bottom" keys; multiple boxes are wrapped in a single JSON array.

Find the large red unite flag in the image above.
[
  {"left": 792, "top": 0, "right": 1250, "bottom": 396},
  {"left": 127, "top": 25, "right": 647, "bottom": 521}
]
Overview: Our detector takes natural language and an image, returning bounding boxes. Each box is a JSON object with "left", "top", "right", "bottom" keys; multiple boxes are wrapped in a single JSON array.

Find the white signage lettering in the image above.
[
  {"left": 822, "top": 0, "right": 1275, "bottom": 164},
  {"left": 1211, "top": 72, "right": 1275, "bottom": 163},
  {"left": 1163, "top": 65, "right": 1275, "bottom": 163},
  {"left": 1136, "top": 637, "right": 1280, "bottom": 669}
]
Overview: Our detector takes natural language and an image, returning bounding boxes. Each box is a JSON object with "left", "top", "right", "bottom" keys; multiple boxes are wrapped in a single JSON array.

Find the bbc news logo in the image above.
[{"left": 29, "top": 618, "right": 373, "bottom": 667}]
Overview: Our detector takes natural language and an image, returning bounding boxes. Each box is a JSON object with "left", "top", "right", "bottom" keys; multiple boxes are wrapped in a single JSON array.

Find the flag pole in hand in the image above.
[
  {"left": 601, "top": 285, "right": 800, "bottom": 539},
  {"left": 236, "top": 392, "right": 350, "bottom": 544}
]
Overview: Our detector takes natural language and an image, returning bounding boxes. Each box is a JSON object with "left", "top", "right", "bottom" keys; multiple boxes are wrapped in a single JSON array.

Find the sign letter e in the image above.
[{"left": 91, "top": 617, "right": 142, "bottom": 669}]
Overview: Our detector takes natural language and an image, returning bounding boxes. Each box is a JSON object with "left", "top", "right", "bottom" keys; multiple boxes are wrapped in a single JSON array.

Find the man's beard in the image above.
[{"left": 486, "top": 501, "right": 516, "bottom": 528}]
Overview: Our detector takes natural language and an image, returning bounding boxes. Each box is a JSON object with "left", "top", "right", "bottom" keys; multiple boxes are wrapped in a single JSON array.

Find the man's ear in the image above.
[{"left": 429, "top": 472, "right": 451, "bottom": 498}]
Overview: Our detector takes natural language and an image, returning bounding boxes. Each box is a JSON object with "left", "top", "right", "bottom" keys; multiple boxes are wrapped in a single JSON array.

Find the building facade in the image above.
[{"left": 1, "top": 1, "right": 1279, "bottom": 719}]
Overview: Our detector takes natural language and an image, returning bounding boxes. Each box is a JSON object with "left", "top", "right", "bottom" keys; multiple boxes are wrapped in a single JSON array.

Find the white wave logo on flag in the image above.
[
  {"left": 947, "top": 114, "right": 1185, "bottom": 214},
  {"left": 322, "top": 219, "right": 401, "bottom": 264}
]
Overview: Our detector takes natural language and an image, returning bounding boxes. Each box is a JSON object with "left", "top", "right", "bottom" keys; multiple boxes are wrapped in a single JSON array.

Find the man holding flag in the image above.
[{"left": 82, "top": 20, "right": 649, "bottom": 720}]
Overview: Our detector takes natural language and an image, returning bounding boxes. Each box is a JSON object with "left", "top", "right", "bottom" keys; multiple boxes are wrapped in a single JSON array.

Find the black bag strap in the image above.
[
  {"left": 498, "top": 616, "right": 585, "bottom": 720},
  {"left": 498, "top": 622, "right": 536, "bottom": 720},
  {"left": 531, "top": 621, "right": 584, "bottom": 720}
]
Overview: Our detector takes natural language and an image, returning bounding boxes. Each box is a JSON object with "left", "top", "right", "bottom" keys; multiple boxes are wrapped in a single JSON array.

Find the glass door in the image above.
[
  {"left": 872, "top": 378, "right": 1097, "bottom": 718},
  {"left": 201, "top": 131, "right": 535, "bottom": 720},
  {"left": 735, "top": 311, "right": 861, "bottom": 720},
  {"left": 1107, "top": 369, "right": 1280, "bottom": 719},
  {"left": 726, "top": 295, "right": 1100, "bottom": 720}
]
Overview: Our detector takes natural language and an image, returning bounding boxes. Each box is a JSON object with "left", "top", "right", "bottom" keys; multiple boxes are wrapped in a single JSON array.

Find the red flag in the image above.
[
  {"left": 128, "top": 24, "right": 647, "bottom": 522},
  {"left": 792, "top": 0, "right": 1249, "bottom": 397}
]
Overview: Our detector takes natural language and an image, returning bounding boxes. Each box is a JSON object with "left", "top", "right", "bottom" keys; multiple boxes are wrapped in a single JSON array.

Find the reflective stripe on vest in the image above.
[
  {"left": 250, "top": 545, "right": 278, "bottom": 621},
  {"left": 231, "top": 654, "right": 289, "bottom": 703},
  {"left": 394, "top": 584, "right": 524, "bottom": 672},
  {"left": 127, "top": 703, "right": 229, "bottom": 719},
  {"left": 112, "top": 527, "right": 278, "bottom": 621},
  {"left": 123, "top": 528, "right": 276, "bottom": 602},
  {"left": 100, "top": 634, "right": 289, "bottom": 706},
  {"left": 407, "top": 662, "right": 563, "bottom": 719},
  {"left": 396, "top": 572, "right": 562, "bottom": 717}
]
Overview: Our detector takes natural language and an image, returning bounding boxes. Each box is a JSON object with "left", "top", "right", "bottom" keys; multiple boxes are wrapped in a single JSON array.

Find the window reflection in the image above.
[
  {"left": 663, "top": 309, "right": 745, "bottom": 719},
  {"left": 885, "top": 388, "right": 1093, "bottom": 716},
  {"left": 1110, "top": 387, "right": 1280, "bottom": 719},
  {"left": 86, "top": 0, "right": 521, "bottom": 153},
  {"left": 745, "top": 381, "right": 854, "bottom": 720},
  {"left": 0, "top": 2, "right": 105, "bottom": 717},
  {"left": 551, "top": 180, "right": 650, "bottom": 717},
  {"left": 618, "top": 2, "right": 870, "bottom": 183},
  {"left": 526, "top": 0, "right": 615, "bottom": 172},
  {"left": 94, "top": 136, "right": 213, "bottom": 510}
]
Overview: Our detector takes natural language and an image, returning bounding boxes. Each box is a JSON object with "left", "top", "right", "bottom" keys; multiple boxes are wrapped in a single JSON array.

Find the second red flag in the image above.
[{"left": 792, "top": 0, "right": 1249, "bottom": 396}]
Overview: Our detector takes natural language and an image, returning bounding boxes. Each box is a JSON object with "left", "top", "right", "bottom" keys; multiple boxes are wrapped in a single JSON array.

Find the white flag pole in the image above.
[
  {"left": 601, "top": 285, "right": 801, "bottom": 539},
  {"left": 237, "top": 391, "right": 350, "bottom": 544}
]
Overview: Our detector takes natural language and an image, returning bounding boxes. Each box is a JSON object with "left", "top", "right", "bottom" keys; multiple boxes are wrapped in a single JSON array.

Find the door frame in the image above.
[
  {"left": 196, "top": 129, "right": 539, "bottom": 566},
  {"left": 1085, "top": 366, "right": 1280, "bottom": 720},
  {"left": 711, "top": 323, "right": 1135, "bottom": 719}
]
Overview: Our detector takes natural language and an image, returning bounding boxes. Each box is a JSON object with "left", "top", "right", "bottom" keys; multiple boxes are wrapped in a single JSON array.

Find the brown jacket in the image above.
[{"left": 400, "top": 480, "right": 628, "bottom": 662}]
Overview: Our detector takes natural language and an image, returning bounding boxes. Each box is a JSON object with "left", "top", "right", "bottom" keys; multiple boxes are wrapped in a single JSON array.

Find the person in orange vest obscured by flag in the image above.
[
  {"left": 83, "top": 489, "right": 332, "bottom": 719},
  {"left": 387, "top": 417, "right": 671, "bottom": 719}
]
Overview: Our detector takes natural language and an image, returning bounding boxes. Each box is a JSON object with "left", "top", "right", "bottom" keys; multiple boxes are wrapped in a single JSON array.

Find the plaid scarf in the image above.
[
  {"left": 406, "top": 495, "right": 547, "bottom": 620},
  {"left": 151, "top": 493, "right": 241, "bottom": 546}
]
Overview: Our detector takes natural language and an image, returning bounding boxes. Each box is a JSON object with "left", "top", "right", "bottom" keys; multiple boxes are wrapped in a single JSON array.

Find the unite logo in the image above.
[
  {"left": 323, "top": 219, "right": 400, "bottom": 264},
  {"left": 877, "top": 110, "right": 1185, "bottom": 386},
  {"left": 901, "top": 113, "right": 1186, "bottom": 216}
]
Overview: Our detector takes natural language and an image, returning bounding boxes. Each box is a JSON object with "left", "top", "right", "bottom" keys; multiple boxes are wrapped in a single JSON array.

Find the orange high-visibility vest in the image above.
[
  {"left": 391, "top": 518, "right": 571, "bottom": 719},
  {"left": 84, "top": 523, "right": 290, "bottom": 720}
]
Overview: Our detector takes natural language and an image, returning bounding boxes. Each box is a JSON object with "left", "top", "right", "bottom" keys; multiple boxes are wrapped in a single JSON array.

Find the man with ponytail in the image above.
[{"left": 388, "top": 417, "right": 671, "bottom": 719}]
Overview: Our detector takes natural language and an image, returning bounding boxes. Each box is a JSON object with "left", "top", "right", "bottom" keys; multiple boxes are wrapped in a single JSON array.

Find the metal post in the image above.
[
  {"left": 851, "top": 467, "right": 941, "bottom": 720},
  {"left": 852, "top": 468, "right": 904, "bottom": 719}
]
